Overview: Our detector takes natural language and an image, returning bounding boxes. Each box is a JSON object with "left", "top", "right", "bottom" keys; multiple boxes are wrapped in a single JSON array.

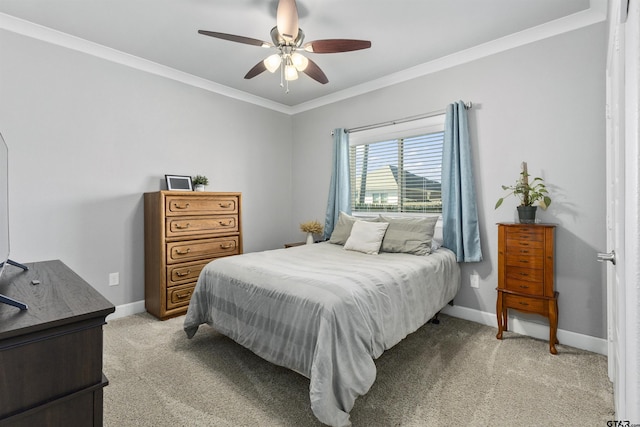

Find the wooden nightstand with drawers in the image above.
[
  {"left": 495, "top": 223, "right": 558, "bottom": 354},
  {"left": 144, "top": 191, "right": 242, "bottom": 320},
  {"left": 284, "top": 242, "right": 305, "bottom": 248}
]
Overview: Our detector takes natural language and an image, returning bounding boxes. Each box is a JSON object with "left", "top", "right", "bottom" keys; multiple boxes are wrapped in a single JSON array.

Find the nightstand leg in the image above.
[
  {"left": 549, "top": 293, "right": 559, "bottom": 354},
  {"left": 496, "top": 291, "right": 504, "bottom": 339},
  {"left": 503, "top": 307, "right": 508, "bottom": 332}
]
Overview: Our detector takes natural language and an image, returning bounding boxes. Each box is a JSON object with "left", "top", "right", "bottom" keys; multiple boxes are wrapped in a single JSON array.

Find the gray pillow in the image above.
[
  {"left": 329, "top": 212, "right": 377, "bottom": 245},
  {"left": 378, "top": 215, "right": 439, "bottom": 255}
]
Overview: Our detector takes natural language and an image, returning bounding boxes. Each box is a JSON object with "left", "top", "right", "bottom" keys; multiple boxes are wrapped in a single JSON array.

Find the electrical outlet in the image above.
[
  {"left": 470, "top": 274, "right": 479, "bottom": 289},
  {"left": 109, "top": 272, "right": 120, "bottom": 286}
]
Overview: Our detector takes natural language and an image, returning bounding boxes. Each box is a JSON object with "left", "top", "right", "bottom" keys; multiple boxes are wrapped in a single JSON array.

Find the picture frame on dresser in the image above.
[{"left": 165, "top": 174, "right": 193, "bottom": 191}]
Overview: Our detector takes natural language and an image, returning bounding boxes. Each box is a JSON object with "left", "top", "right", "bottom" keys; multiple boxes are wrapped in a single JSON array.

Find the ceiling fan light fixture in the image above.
[
  {"left": 284, "top": 64, "right": 299, "bottom": 81},
  {"left": 291, "top": 52, "right": 309, "bottom": 71},
  {"left": 264, "top": 54, "right": 282, "bottom": 73}
]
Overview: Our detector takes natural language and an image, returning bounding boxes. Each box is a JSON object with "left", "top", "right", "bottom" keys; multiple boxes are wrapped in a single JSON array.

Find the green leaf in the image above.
[{"left": 495, "top": 198, "right": 504, "bottom": 209}]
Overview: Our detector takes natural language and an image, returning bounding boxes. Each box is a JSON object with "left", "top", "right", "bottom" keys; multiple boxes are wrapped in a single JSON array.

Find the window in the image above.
[{"left": 349, "top": 115, "right": 445, "bottom": 214}]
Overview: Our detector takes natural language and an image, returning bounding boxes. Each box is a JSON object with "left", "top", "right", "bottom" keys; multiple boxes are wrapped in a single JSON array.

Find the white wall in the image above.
[
  {"left": 292, "top": 23, "right": 607, "bottom": 339},
  {"left": 0, "top": 29, "right": 293, "bottom": 307}
]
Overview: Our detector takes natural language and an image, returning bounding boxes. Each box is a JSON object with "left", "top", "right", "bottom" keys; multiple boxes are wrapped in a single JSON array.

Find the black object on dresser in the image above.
[{"left": 0, "top": 260, "right": 115, "bottom": 426}]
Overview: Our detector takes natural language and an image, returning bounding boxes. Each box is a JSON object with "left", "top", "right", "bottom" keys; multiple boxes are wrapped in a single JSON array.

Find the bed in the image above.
[{"left": 184, "top": 226, "right": 461, "bottom": 427}]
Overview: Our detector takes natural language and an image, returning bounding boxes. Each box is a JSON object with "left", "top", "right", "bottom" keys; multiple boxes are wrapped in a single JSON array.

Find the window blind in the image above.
[{"left": 350, "top": 130, "right": 444, "bottom": 214}]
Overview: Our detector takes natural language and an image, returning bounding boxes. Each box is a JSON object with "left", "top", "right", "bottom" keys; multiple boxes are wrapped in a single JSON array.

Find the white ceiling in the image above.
[{"left": 0, "top": 0, "right": 606, "bottom": 113}]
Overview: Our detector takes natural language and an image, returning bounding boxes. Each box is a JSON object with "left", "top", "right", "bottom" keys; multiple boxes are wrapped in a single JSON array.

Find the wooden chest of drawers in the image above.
[
  {"left": 144, "top": 191, "right": 242, "bottom": 319},
  {"left": 495, "top": 223, "right": 558, "bottom": 354}
]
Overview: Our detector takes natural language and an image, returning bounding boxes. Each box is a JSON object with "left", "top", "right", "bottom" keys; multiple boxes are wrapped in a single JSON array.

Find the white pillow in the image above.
[
  {"left": 329, "top": 211, "right": 377, "bottom": 245},
  {"left": 344, "top": 221, "right": 390, "bottom": 255}
]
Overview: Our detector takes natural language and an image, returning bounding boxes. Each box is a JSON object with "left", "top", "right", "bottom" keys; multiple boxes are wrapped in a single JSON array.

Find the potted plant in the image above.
[
  {"left": 495, "top": 162, "right": 552, "bottom": 223},
  {"left": 300, "top": 220, "right": 323, "bottom": 245},
  {"left": 192, "top": 175, "right": 209, "bottom": 192}
]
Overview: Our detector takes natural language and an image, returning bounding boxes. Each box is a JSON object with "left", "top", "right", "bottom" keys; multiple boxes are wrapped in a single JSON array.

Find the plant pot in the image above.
[
  {"left": 517, "top": 205, "right": 537, "bottom": 224},
  {"left": 306, "top": 232, "right": 314, "bottom": 245},
  {"left": 194, "top": 184, "right": 205, "bottom": 192}
]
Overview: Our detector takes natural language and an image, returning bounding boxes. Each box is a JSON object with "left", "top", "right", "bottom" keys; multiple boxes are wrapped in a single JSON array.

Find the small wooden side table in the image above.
[
  {"left": 495, "top": 223, "right": 559, "bottom": 354},
  {"left": 284, "top": 242, "right": 305, "bottom": 248}
]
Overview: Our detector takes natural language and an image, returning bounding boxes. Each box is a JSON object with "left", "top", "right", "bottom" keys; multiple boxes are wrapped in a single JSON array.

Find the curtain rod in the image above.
[{"left": 335, "top": 101, "right": 472, "bottom": 135}]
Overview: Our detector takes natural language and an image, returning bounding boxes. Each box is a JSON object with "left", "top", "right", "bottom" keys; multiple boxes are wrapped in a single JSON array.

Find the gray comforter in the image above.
[{"left": 184, "top": 242, "right": 460, "bottom": 426}]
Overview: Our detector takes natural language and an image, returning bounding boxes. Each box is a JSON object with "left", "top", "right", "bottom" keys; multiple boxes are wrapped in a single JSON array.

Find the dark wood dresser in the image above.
[
  {"left": 144, "top": 191, "right": 243, "bottom": 320},
  {"left": 495, "top": 223, "right": 559, "bottom": 354},
  {"left": 0, "top": 260, "right": 115, "bottom": 426}
]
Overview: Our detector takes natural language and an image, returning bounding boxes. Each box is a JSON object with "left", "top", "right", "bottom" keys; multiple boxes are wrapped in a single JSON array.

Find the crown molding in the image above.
[
  {"left": 0, "top": 13, "right": 292, "bottom": 114},
  {"left": 290, "top": 0, "right": 608, "bottom": 114},
  {"left": 1, "top": 0, "right": 607, "bottom": 116}
]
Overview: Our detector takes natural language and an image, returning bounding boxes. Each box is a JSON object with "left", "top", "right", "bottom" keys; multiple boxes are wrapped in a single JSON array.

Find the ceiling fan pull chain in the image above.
[{"left": 280, "top": 56, "right": 284, "bottom": 88}]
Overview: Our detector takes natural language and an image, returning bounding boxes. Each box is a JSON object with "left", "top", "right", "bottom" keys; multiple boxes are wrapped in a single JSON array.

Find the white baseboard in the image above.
[
  {"left": 441, "top": 304, "right": 608, "bottom": 356},
  {"left": 106, "top": 300, "right": 146, "bottom": 321},
  {"left": 106, "top": 300, "right": 607, "bottom": 355}
]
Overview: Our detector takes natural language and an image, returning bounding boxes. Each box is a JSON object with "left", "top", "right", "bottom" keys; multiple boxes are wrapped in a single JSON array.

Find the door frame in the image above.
[
  {"left": 622, "top": 0, "right": 640, "bottom": 420},
  {"left": 606, "top": 0, "right": 640, "bottom": 422}
]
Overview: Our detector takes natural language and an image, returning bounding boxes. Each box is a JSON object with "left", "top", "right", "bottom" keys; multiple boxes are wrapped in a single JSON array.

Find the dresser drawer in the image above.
[
  {"left": 167, "top": 260, "right": 210, "bottom": 287},
  {"left": 165, "top": 195, "right": 238, "bottom": 216},
  {"left": 504, "top": 277, "right": 544, "bottom": 296},
  {"left": 504, "top": 294, "right": 545, "bottom": 313},
  {"left": 167, "top": 283, "right": 195, "bottom": 310},
  {"left": 505, "top": 237, "right": 544, "bottom": 250},
  {"left": 505, "top": 226, "right": 544, "bottom": 240},
  {"left": 506, "top": 266, "right": 543, "bottom": 282},
  {"left": 506, "top": 245, "right": 543, "bottom": 257},
  {"left": 166, "top": 215, "right": 238, "bottom": 238},
  {"left": 505, "top": 254, "right": 544, "bottom": 269},
  {"left": 166, "top": 236, "right": 240, "bottom": 264}
]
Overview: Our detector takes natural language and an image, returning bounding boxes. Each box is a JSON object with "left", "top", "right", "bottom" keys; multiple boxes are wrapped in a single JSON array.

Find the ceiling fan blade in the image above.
[
  {"left": 276, "top": 0, "right": 299, "bottom": 42},
  {"left": 303, "top": 58, "right": 328, "bottom": 84},
  {"left": 303, "top": 39, "right": 371, "bottom": 53},
  {"left": 244, "top": 61, "right": 268, "bottom": 79},
  {"left": 198, "top": 30, "right": 272, "bottom": 48}
]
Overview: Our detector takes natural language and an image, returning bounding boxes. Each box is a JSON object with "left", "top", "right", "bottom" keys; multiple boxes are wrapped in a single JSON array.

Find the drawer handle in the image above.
[
  {"left": 175, "top": 291, "right": 191, "bottom": 299},
  {"left": 519, "top": 260, "right": 529, "bottom": 263},
  {"left": 219, "top": 220, "right": 233, "bottom": 226},
  {"left": 173, "top": 203, "right": 190, "bottom": 209},
  {"left": 519, "top": 285, "right": 530, "bottom": 289},
  {"left": 220, "top": 243, "right": 234, "bottom": 249},
  {"left": 520, "top": 249, "right": 530, "bottom": 254},
  {"left": 518, "top": 301, "right": 529, "bottom": 306},
  {"left": 175, "top": 248, "right": 191, "bottom": 255},
  {"left": 175, "top": 223, "right": 190, "bottom": 229},
  {"left": 520, "top": 242, "right": 530, "bottom": 246},
  {"left": 219, "top": 202, "right": 232, "bottom": 208},
  {"left": 176, "top": 270, "right": 191, "bottom": 277},
  {"left": 519, "top": 272, "right": 529, "bottom": 277}
]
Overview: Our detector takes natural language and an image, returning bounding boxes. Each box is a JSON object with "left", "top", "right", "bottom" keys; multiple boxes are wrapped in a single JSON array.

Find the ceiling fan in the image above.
[{"left": 198, "top": 0, "right": 371, "bottom": 92}]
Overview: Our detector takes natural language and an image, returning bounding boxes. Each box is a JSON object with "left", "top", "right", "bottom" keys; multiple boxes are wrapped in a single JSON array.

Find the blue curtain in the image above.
[
  {"left": 323, "top": 128, "right": 351, "bottom": 240},
  {"left": 442, "top": 101, "right": 482, "bottom": 262}
]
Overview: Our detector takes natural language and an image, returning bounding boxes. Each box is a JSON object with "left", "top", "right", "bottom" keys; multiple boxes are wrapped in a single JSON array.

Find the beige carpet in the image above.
[{"left": 103, "top": 312, "right": 614, "bottom": 427}]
